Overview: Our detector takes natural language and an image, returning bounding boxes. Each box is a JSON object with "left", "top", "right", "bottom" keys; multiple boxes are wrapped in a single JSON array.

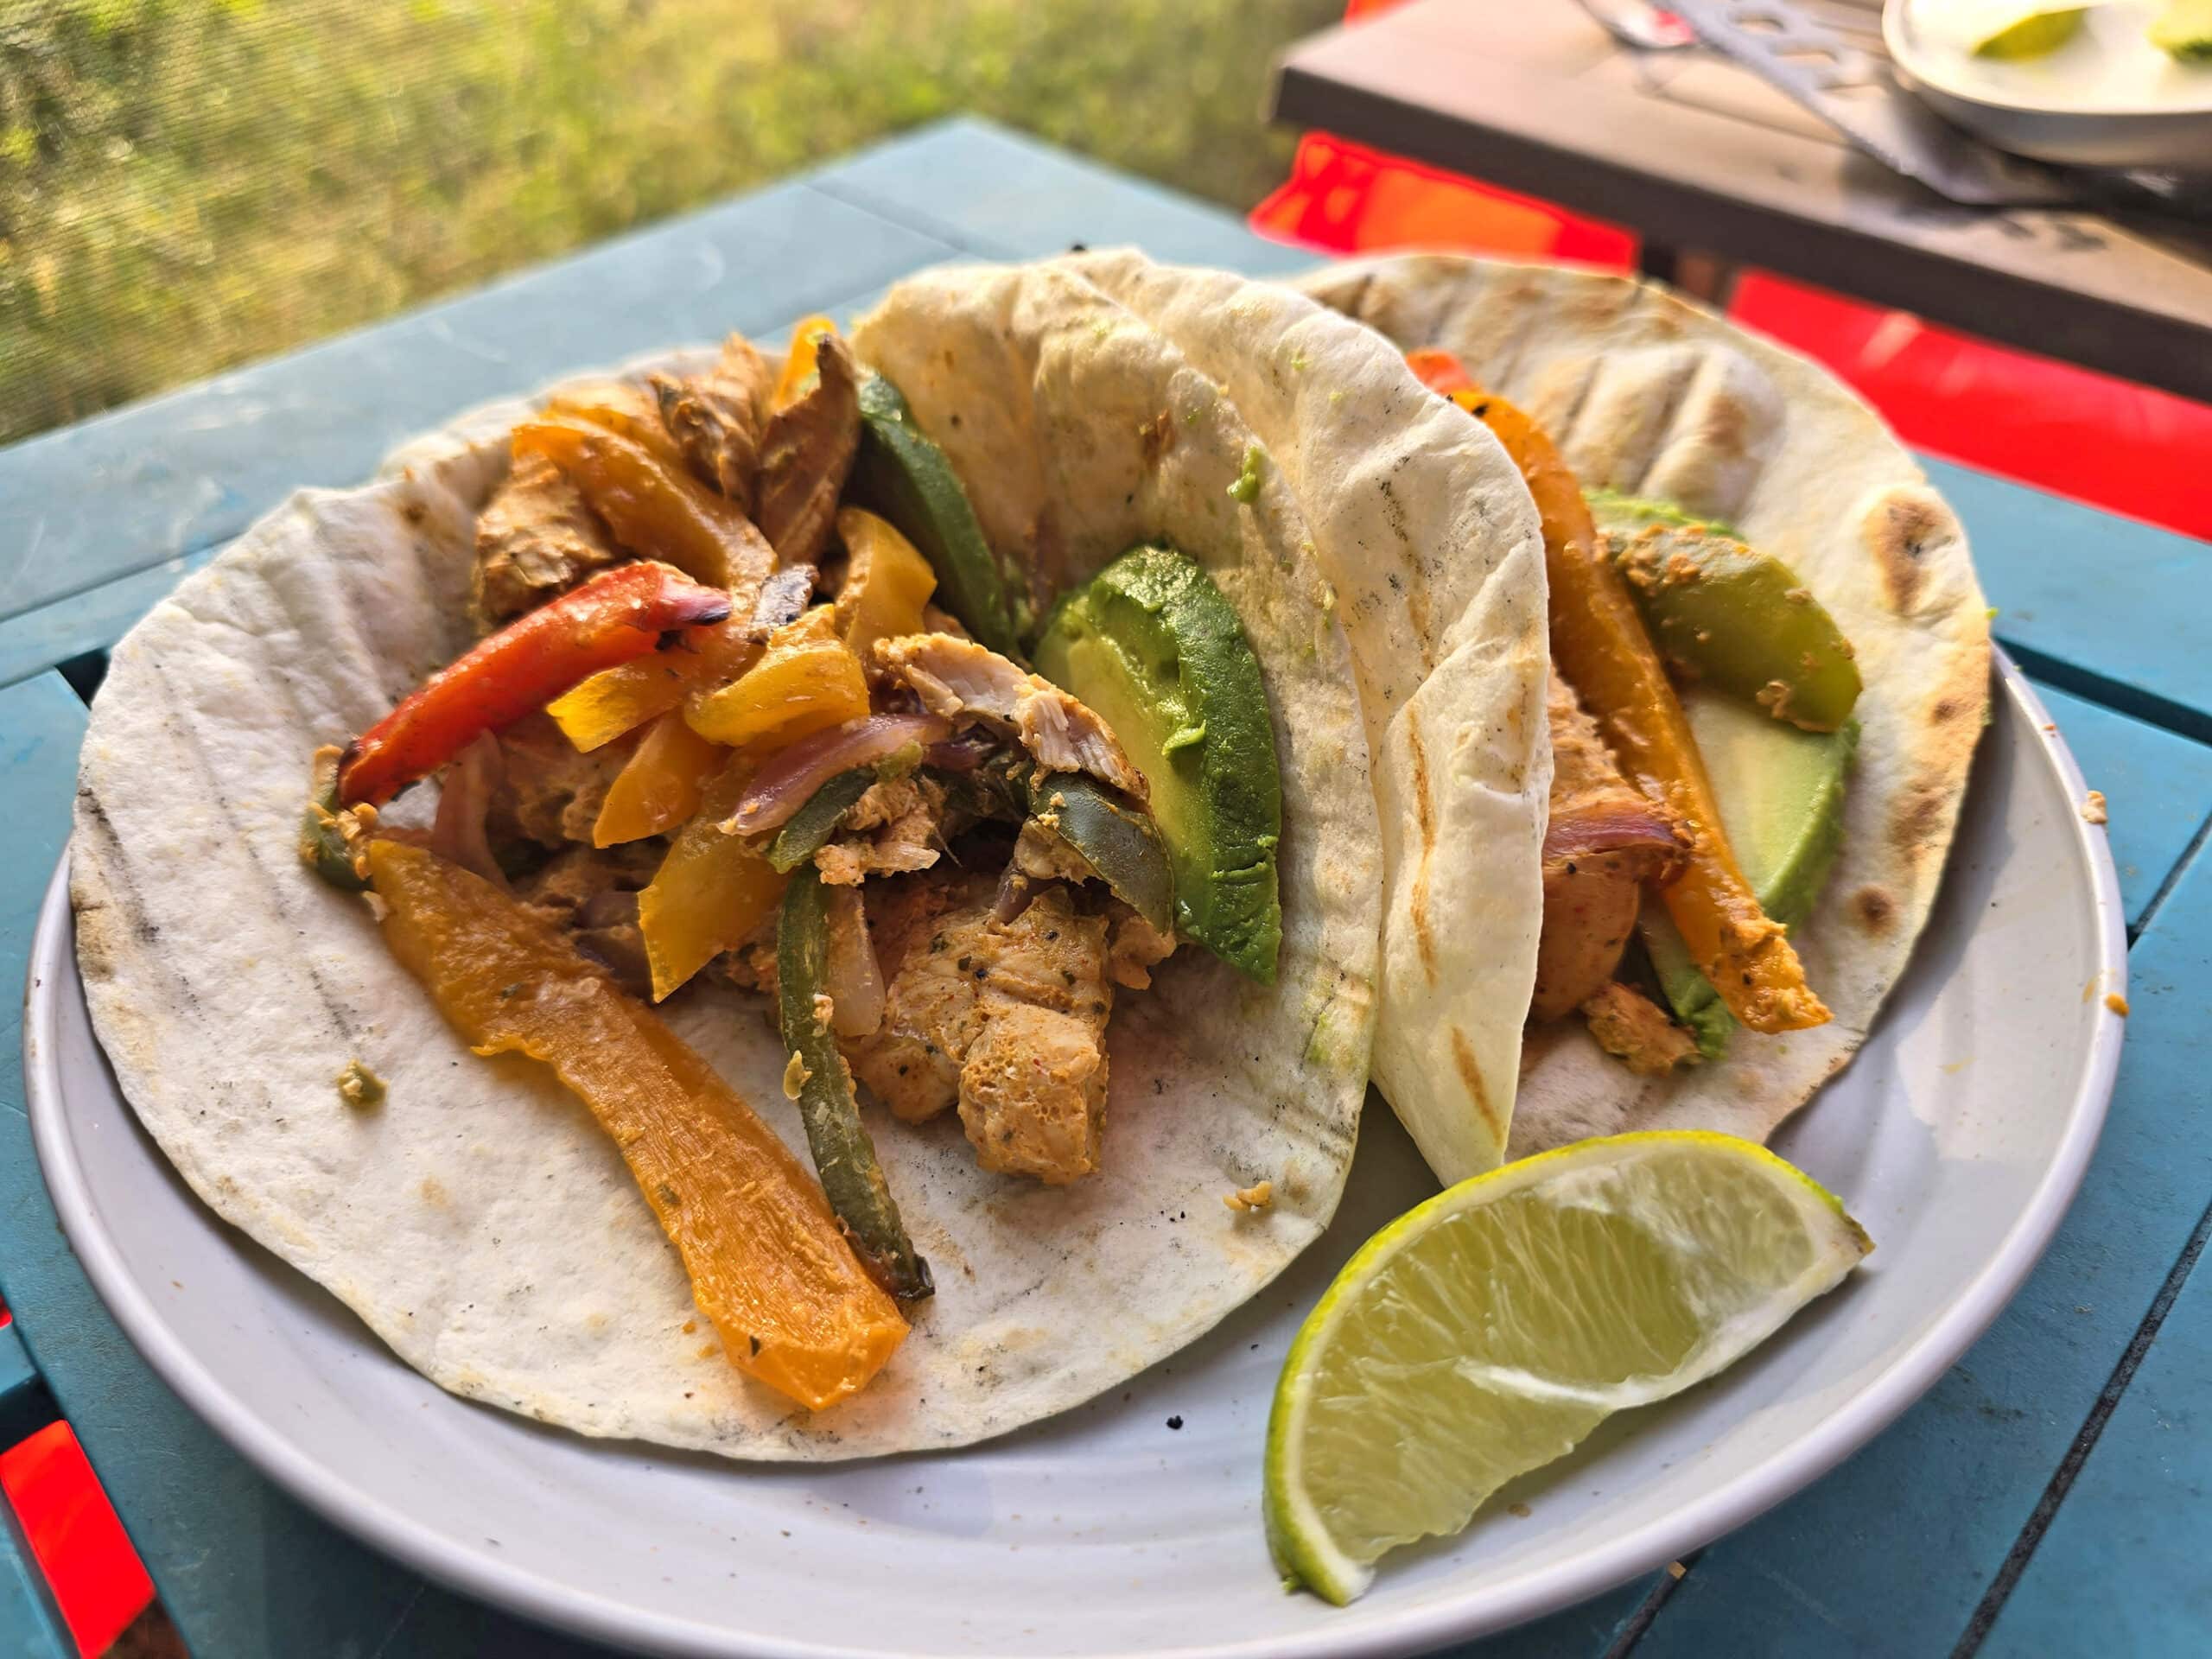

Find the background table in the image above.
[
  {"left": 1272, "top": 0, "right": 2212, "bottom": 404},
  {"left": 3, "top": 118, "right": 2209, "bottom": 1656}
]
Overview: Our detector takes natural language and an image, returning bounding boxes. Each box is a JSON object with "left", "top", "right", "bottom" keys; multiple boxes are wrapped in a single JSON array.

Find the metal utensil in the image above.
[
  {"left": 1664, "top": 0, "right": 2076, "bottom": 205},
  {"left": 1573, "top": 0, "right": 1698, "bottom": 49}
]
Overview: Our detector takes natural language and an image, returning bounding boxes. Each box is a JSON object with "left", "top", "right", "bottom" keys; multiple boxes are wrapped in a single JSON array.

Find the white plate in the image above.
[
  {"left": 1887, "top": 0, "right": 2212, "bottom": 168},
  {"left": 26, "top": 655, "right": 2122, "bottom": 1658}
]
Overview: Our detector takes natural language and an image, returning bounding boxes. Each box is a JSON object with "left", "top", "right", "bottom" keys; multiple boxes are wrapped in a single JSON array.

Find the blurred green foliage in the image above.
[{"left": 0, "top": 0, "right": 1336, "bottom": 442}]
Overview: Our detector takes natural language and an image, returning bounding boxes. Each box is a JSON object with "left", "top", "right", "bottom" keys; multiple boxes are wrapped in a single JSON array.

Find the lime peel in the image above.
[{"left": 1263, "top": 1131, "right": 1872, "bottom": 1605}]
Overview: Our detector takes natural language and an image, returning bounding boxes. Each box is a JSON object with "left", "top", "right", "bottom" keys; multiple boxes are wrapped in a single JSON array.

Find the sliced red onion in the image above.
[
  {"left": 823, "top": 885, "right": 885, "bottom": 1038},
  {"left": 429, "top": 734, "right": 507, "bottom": 887},
  {"left": 728, "top": 712, "right": 949, "bottom": 836}
]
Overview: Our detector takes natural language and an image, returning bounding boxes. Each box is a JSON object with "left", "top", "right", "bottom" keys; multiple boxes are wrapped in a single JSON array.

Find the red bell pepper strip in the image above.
[
  {"left": 337, "top": 562, "right": 732, "bottom": 806},
  {"left": 1405, "top": 347, "right": 1477, "bottom": 398}
]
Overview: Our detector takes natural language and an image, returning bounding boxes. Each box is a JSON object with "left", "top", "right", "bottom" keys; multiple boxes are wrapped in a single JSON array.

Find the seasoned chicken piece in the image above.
[
  {"left": 1531, "top": 671, "right": 1687, "bottom": 1020},
  {"left": 746, "top": 563, "right": 818, "bottom": 640},
  {"left": 845, "top": 879, "right": 1116, "bottom": 1183},
  {"left": 961, "top": 1002, "right": 1109, "bottom": 1185},
  {"left": 814, "top": 775, "right": 946, "bottom": 887},
  {"left": 875, "top": 634, "right": 1147, "bottom": 799},
  {"left": 1580, "top": 982, "right": 1699, "bottom": 1076},
  {"left": 512, "top": 842, "right": 660, "bottom": 996},
  {"left": 1106, "top": 906, "right": 1177, "bottom": 991},
  {"left": 756, "top": 332, "right": 860, "bottom": 566},
  {"left": 487, "top": 713, "right": 638, "bottom": 849},
  {"left": 472, "top": 452, "right": 625, "bottom": 627},
  {"left": 1012, "top": 818, "right": 1096, "bottom": 885},
  {"left": 651, "top": 334, "right": 773, "bottom": 510},
  {"left": 845, "top": 873, "right": 996, "bottom": 1122}
]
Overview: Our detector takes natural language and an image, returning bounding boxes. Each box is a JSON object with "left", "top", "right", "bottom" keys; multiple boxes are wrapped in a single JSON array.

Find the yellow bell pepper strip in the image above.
[
  {"left": 639, "top": 756, "right": 789, "bottom": 1001},
  {"left": 833, "top": 506, "right": 938, "bottom": 660},
  {"left": 512, "top": 420, "right": 775, "bottom": 593},
  {"left": 593, "top": 709, "right": 726, "bottom": 847},
  {"left": 772, "top": 315, "right": 836, "bottom": 411},
  {"left": 546, "top": 617, "right": 760, "bottom": 753},
  {"left": 684, "top": 608, "right": 870, "bottom": 752},
  {"left": 1459, "top": 382, "right": 1830, "bottom": 1035},
  {"left": 300, "top": 746, "right": 369, "bottom": 890},
  {"left": 538, "top": 383, "right": 689, "bottom": 470},
  {"left": 777, "top": 866, "right": 933, "bottom": 1302},
  {"left": 365, "top": 840, "right": 906, "bottom": 1409},
  {"left": 337, "top": 563, "right": 732, "bottom": 807},
  {"left": 550, "top": 563, "right": 820, "bottom": 754}
]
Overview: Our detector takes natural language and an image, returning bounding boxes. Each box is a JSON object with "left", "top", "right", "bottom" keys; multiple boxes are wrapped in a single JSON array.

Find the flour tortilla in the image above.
[
  {"left": 69, "top": 258, "right": 1439, "bottom": 1461},
  {"left": 858, "top": 251, "right": 1552, "bottom": 1188},
  {"left": 1300, "top": 253, "right": 1992, "bottom": 1155}
]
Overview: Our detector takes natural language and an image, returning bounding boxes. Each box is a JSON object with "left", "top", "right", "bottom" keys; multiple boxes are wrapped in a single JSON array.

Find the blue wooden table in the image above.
[{"left": 2, "top": 118, "right": 2208, "bottom": 1657}]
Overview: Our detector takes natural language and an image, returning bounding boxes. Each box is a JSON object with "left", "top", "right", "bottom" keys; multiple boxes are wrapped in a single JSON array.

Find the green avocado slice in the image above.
[
  {"left": 1588, "top": 492, "right": 1861, "bottom": 733},
  {"left": 848, "top": 373, "right": 1024, "bottom": 658},
  {"left": 1033, "top": 546, "right": 1282, "bottom": 982},
  {"left": 1643, "top": 686, "right": 1859, "bottom": 1056}
]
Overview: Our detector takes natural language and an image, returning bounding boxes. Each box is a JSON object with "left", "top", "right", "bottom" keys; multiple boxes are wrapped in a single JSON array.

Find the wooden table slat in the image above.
[
  {"left": 806, "top": 116, "right": 1321, "bottom": 275},
  {"left": 1632, "top": 845, "right": 2212, "bottom": 1656},
  {"left": 1929, "top": 459, "right": 2212, "bottom": 743},
  {"left": 1982, "top": 1198, "right": 2212, "bottom": 1656},
  {"left": 1272, "top": 0, "right": 2212, "bottom": 403},
  {"left": 0, "top": 1493, "right": 69, "bottom": 1659},
  {"left": 2018, "top": 686, "right": 2212, "bottom": 929}
]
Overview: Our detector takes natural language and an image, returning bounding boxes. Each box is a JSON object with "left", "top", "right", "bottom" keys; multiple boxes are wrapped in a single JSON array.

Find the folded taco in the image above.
[
  {"left": 1300, "top": 252, "right": 1991, "bottom": 1161},
  {"left": 70, "top": 251, "right": 1537, "bottom": 1459}
]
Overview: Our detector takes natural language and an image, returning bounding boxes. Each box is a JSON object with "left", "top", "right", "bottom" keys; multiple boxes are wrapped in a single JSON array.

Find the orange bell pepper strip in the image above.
[
  {"left": 772, "top": 315, "right": 837, "bottom": 411},
  {"left": 593, "top": 709, "right": 727, "bottom": 847},
  {"left": 512, "top": 420, "right": 775, "bottom": 592},
  {"left": 683, "top": 608, "right": 870, "bottom": 752},
  {"left": 540, "top": 382, "right": 690, "bottom": 471},
  {"left": 548, "top": 619, "right": 761, "bottom": 753},
  {"left": 1459, "top": 383, "right": 1830, "bottom": 1035},
  {"left": 1405, "top": 346, "right": 1477, "bottom": 398},
  {"left": 366, "top": 841, "right": 905, "bottom": 1410},
  {"left": 639, "top": 756, "right": 790, "bottom": 1001},
  {"left": 337, "top": 563, "right": 731, "bottom": 806}
]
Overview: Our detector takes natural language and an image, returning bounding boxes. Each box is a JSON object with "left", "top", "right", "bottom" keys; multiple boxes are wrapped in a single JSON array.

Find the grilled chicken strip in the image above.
[
  {"left": 1531, "top": 671, "right": 1688, "bottom": 1020},
  {"left": 814, "top": 775, "right": 947, "bottom": 887},
  {"left": 1581, "top": 982, "right": 1700, "bottom": 1076},
  {"left": 652, "top": 333, "right": 774, "bottom": 511},
  {"left": 756, "top": 332, "right": 861, "bottom": 566},
  {"left": 874, "top": 634, "right": 1147, "bottom": 799},
  {"left": 471, "top": 451, "right": 625, "bottom": 628},
  {"left": 846, "top": 874, "right": 1114, "bottom": 1185}
]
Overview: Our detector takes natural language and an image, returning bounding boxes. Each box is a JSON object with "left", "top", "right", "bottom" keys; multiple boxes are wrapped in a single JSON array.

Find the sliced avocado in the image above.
[
  {"left": 2152, "top": 0, "right": 2212, "bottom": 59},
  {"left": 1644, "top": 684, "right": 1859, "bottom": 1054},
  {"left": 848, "top": 373, "right": 1023, "bottom": 658},
  {"left": 1589, "top": 494, "right": 1861, "bottom": 733},
  {"left": 1033, "top": 546, "right": 1282, "bottom": 982},
  {"left": 1584, "top": 488, "right": 1738, "bottom": 538}
]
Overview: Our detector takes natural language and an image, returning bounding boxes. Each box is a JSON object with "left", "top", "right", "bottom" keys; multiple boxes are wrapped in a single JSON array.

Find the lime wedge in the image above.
[
  {"left": 1263, "top": 1131, "right": 1872, "bottom": 1604},
  {"left": 1973, "top": 7, "right": 2087, "bottom": 56},
  {"left": 2151, "top": 0, "right": 2212, "bottom": 61}
]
